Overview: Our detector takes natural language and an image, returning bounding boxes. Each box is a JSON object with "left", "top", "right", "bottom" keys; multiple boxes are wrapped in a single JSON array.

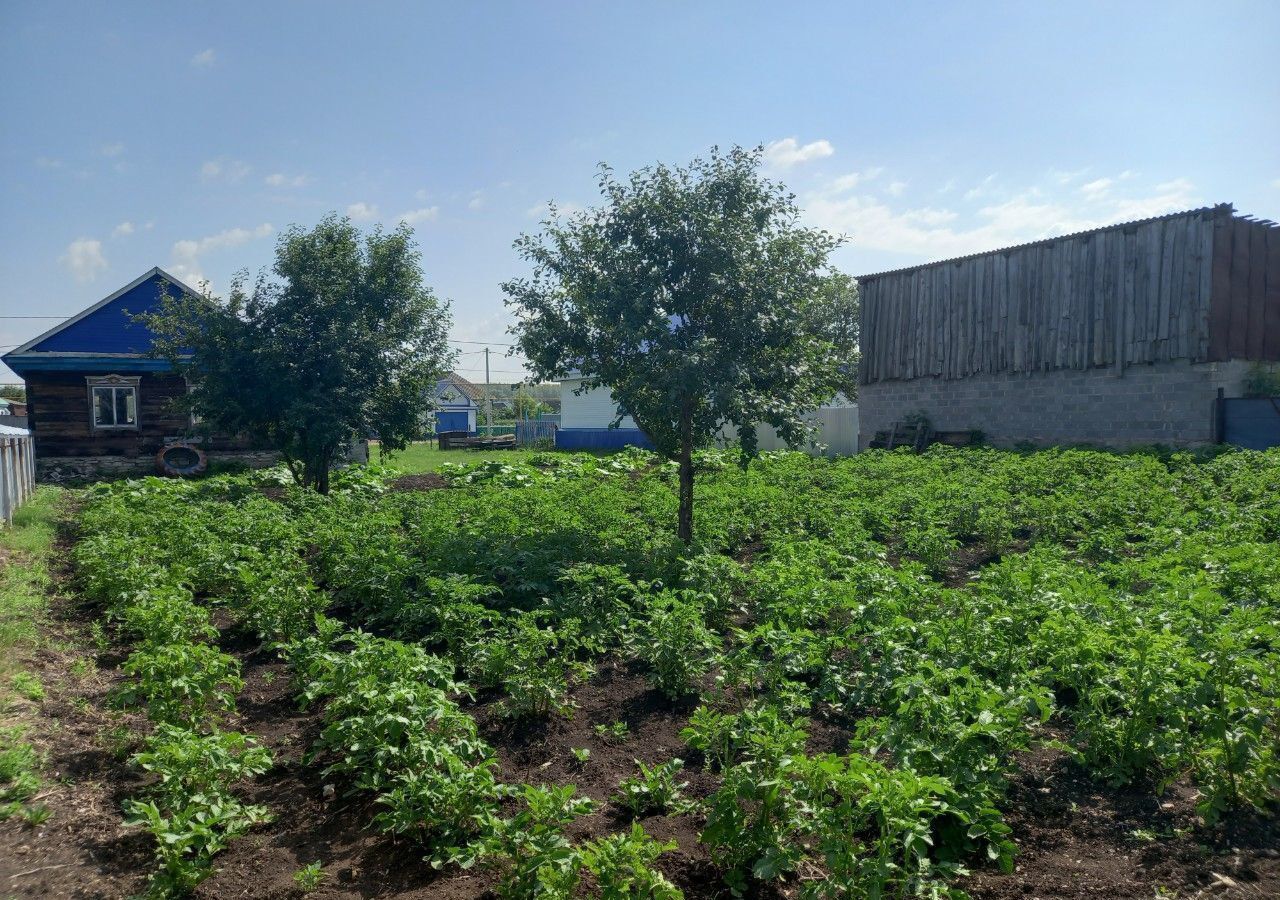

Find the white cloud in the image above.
[
  {"left": 886, "top": 181, "right": 907, "bottom": 197},
  {"left": 190, "top": 48, "right": 216, "bottom": 67},
  {"left": 525, "top": 201, "right": 584, "bottom": 220},
  {"left": 264, "top": 172, "right": 309, "bottom": 188},
  {"left": 805, "top": 171, "right": 1200, "bottom": 263},
  {"left": 963, "top": 174, "right": 998, "bottom": 201},
  {"left": 763, "top": 137, "right": 835, "bottom": 169},
  {"left": 60, "top": 238, "right": 108, "bottom": 283},
  {"left": 398, "top": 207, "right": 439, "bottom": 226},
  {"left": 414, "top": 188, "right": 431, "bottom": 202},
  {"left": 830, "top": 168, "right": 883, "bottom": 192},
  {"left": 169, "top": 223, "right": 273, "bottom": 290},
  {"left": 1272, "top": 177, "right": 1280, "bottom": 189},
  {"left": 100, "top": 142, "right": 125, "bottom": 157},
  {"left": 112, "top": 221, "right": 135, "bottom": 238},
  {"left": 1080, "top": 177, "right": 1112, "bottom": 199},
  {"left": 1049, "top": 167, "right": 1088, "bottom": 185},
  {"left": 346, "top": 202, "right": 378, "bottom": 221},
  {"left": 200, "top": 158, "right": 251, "bottom": 183},
  {"left": 468, "top": 191, "right": 485, "bottom": 210},
  {"left": 35, "top": 156, "right": 63, "bottom": 169}
]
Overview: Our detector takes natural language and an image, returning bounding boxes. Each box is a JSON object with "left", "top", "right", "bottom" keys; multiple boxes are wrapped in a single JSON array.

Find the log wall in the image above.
[{"left": 26, "top": 371, "right": 250, "bottom": 457}]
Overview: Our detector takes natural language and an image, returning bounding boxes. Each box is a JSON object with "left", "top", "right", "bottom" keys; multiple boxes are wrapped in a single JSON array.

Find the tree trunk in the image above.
[
  {"left": 677, "top": 402, "right": 694, "bottom": 545},
  {"left": 316, "top": 460, "right": 330, "bottom": 495}
]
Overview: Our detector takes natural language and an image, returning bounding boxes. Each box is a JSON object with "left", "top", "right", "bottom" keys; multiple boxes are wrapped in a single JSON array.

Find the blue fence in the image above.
[
  {"left": 555, "top": 428, "right": 654, "bottom": 451},
  {"left": 1222, "top": 398, "right": 1280, "bottom": 450}
]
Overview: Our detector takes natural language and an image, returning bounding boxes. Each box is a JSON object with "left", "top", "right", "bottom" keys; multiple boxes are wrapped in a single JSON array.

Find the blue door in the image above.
[{"left": 436, "top": 410, "right": 471, "bottom": 433}]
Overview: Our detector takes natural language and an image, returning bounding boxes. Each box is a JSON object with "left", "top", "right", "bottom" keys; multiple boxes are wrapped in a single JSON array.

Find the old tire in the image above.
[{"left": 156, "top": 443, "right": 208, "bottom": 477}]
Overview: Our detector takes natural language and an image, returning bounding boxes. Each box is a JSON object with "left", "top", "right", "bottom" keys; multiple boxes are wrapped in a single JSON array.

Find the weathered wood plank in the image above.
[
  {"left": 1264, "top": 224, "right": 1280, "bottom": 360},
  {"left": 1246, "top": 220, "right": 1268, "bottom": 359},
  {"left": 1228, "top": 217, "right": 1253, "bottom": 357}
]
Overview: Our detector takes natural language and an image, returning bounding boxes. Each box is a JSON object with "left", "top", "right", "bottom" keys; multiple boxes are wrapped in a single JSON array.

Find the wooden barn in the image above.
[
  {"left": 2, "top": 268, "right": 278, "bottom": 479},
  {"left": 857, "top": 204, "right": 1280, "bottom": 449}
]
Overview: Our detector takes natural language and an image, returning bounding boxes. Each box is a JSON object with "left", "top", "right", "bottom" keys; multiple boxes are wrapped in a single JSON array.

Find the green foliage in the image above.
[
  {"left": 1242, "top": 363, "right": 1280, "bottom": 398},
  {"left": 635, "top": 593, "right": 720, "bottom": 698},
  {"left": 579, "top": 824, "right": 683, "bottom": 899},
  {"left": 71, "top": 443, "right": 1280, "bottom": 898},
  {"left": 292, "top": 861, "right": 326, "bottom": 892},
  {"left": 0, "top": 727, "right": 42, "bottom": 822},
  {"left": 612, "top": 758, "right": 688, "bottom": 817},
  {"left": 487, "top": 614, "right": 593, "bottom": 719},
  {"left": 481, "top": 785, "right": 595, "bottom": 900},
  {"left": 144, "top": 215, "right": 454, "bottom": 492},
  {"left": 131, "top": 726, "right": 273, "bottom": 810},
  {"left": 506, "top": 146, "right": 845, "bottom": 542},
  {"left": 594, "top": 721, "right": 631, "bottom": 743},
  {"left": 124, "top": 793, "right": 271, "bottom": 897},
  {"left": 118, "top": 642, "right": 243, "bottom": 728},
  {"left": 9, "top": 671, "right": 43, "bottom": 701}
]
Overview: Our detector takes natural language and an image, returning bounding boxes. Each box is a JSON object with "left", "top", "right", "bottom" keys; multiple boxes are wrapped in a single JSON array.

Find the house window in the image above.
[{"left": 87, "top": 375, "right": 140, "bottom": 430}]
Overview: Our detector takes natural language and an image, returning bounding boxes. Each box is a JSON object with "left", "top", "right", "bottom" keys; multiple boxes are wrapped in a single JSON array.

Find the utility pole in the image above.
[{"left": 484, "top": 346, "right": 493, "bottom": 435}]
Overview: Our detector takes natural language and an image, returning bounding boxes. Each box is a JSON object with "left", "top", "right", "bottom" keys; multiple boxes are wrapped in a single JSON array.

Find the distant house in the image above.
[
  {"left": 486, "top": 382, "right": 562, "bottom": 416},
  {"left": 856, "top": 204, "right": 1280, "bottom": 449},
  {"left": 1, "top": 268, "right": 276, "bottom": 479},
  {"left": 556, "top": 376, "right": 653, "bottom": 449},
  {"left": 432, "top": 372, "right": 481, "bottom": 433},
  {"left": 0, "top": 398, "right": 28, "bottom": 418}
]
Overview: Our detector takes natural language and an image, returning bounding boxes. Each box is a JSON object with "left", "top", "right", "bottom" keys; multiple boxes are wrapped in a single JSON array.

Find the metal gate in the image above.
[{"left": 1222, "top": 398, "right": 1280, "bottom": 450}]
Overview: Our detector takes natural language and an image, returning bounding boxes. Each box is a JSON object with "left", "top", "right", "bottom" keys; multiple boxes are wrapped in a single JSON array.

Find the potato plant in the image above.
[{"left": 70, "top": 445, "right": 1280, "bottom": 898}]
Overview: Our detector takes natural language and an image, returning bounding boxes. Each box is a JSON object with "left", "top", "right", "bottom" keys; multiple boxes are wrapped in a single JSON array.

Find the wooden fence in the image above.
[
  {"left": 515, "top": 420, "right": 558, "bottom": 446},
  {"left": 0, "top": 430, "right": 36, "bottom": 526}
]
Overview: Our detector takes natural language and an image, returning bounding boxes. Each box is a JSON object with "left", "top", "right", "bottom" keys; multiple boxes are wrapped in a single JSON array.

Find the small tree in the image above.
[
  {"left": 146, "top": 216, "right": 453, "bottom": 492},
  {"left": 512, "top": 388, "right": 548, "bottom": 420},
  {"left": 505, "top": 147, "right": 844, "bottom": 544},
  {"left": 807, "top": 272, "right": 860, "bottom": 401}
]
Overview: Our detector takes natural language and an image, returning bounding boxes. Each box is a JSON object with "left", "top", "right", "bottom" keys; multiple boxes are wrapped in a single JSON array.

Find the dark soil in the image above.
[{"left": 389, "top": 473, "right": 449, "bottom": 493}]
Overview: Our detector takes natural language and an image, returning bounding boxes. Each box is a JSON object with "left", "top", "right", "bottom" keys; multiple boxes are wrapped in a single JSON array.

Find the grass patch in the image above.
[
  {"left": 0, "top": 486, "right": 63, "bottom": 825},
  {"left": 0, "top": 486, "right": 61, "bottom": 690}
]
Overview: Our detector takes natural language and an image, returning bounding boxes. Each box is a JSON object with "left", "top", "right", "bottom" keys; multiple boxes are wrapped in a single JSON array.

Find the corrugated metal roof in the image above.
[
  {"left": 438, "top": 372, "right": 485, "bottom": 401},
  {"left": 856, "top": 203, "right": 1236, "bottom": 282},
  {"left": 0, "top": 424, "right": 30, "bottom": 436}
]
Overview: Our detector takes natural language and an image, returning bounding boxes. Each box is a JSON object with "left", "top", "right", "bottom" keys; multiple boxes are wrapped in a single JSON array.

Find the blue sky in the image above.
[{"left": 2, "top": 1, "right": 1277, "bottom": 383}]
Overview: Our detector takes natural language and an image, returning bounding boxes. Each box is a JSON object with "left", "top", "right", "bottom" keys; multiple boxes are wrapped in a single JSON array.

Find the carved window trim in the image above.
[{"left": 86, "top": 374, "right": 141, "bottom": 431}]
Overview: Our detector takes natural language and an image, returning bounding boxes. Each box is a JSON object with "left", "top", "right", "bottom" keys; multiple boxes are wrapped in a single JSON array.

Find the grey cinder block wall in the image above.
[
  {"left": 858, "top": 360, "right": 1251, "bottom": 448},
  {"left": 855, "top": 204, "right": 1280, "bottom": 450}
]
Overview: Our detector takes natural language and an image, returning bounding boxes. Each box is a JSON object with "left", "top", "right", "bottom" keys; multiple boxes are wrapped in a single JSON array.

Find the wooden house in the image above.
[
  {"left": 856, "top": 204, "right": 1280, "bottom": 449},
  {"left": 2, "top": 268, "right": 277, "bottom": 479}
]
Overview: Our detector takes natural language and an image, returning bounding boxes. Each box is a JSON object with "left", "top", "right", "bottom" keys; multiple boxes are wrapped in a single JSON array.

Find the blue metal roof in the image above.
[
  {"left": 30, "top": 275, "right": 180, "bottom": 353},
  {"left": 3, "top": 268, "right": 196, "bottom": 376}
]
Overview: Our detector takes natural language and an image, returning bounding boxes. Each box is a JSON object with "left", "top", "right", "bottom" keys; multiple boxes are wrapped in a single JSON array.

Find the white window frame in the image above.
[{"left": 87, "top": 374, "right": 141, "bottom": 431}]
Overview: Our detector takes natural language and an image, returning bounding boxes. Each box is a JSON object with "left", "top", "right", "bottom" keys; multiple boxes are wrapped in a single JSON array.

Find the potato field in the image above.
[{"left": 51, "top": 447, "right": 1280, "bottom": 897}]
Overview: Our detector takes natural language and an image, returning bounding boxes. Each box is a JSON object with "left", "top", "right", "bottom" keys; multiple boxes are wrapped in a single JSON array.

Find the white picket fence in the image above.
[{"left": 0, "top": 428, "right": 36, "bottom": 526}]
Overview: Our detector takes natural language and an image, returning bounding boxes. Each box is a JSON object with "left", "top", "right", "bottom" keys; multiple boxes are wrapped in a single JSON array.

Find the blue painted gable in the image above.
[{"left": 31, "top": 275, "right": 183, "bottom": 354}]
